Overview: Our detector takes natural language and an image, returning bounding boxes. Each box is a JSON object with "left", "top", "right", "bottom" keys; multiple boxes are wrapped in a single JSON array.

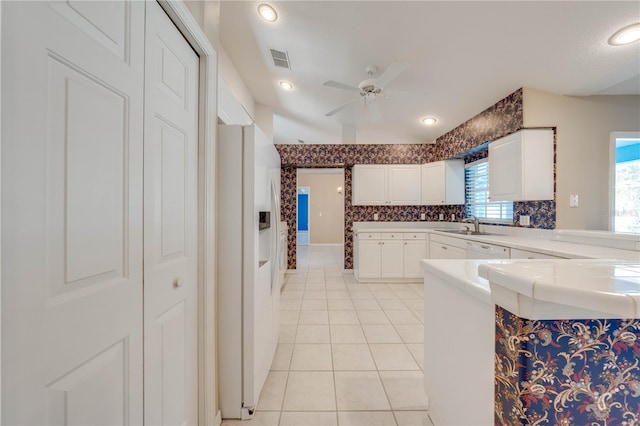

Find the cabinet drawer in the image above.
[
  {"left": 358, "top": 232, "right": 381, "bottom": 240},
  {"left": 510, "top": 248, "right": 566, "bottom": 259},
  {"left": 381, "top": 232, "right": 402, "bottom": 240},
  {"left": 403, "top": 233, "right": 426, "bottom": 240},
  {"left": 430, "top": 234, "right": 467, "bottom": 250}
]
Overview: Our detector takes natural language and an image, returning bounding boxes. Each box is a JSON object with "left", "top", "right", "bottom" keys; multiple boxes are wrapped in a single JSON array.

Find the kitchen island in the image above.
[{"left": 421, "top": 258, "right": 640, "bottom": 425}]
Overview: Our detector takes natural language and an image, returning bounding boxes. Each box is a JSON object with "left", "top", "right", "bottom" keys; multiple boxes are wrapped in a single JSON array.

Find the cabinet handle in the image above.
[
  {"left": 382, "top": 242, "right": 385, "bottom": 245},
  {"left": 404, "top": 242, "right": 407, "bottom": 245},
  {"left": 174, "top": 279, "right": 183, "bottom": 288},
  {"left": 481, "top": 245, "right": 490, "bottom": 249},
  {"left": 442, "top": 246, "right": 447, "bottom": 250},
  {"left": 528, "top": 256, "right": 534, "bottom": 259}
]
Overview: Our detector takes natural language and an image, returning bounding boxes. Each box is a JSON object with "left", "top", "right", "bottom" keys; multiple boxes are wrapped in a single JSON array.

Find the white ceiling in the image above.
[{"left": 219, "top": 1, "right": 640, "bottom": 145}]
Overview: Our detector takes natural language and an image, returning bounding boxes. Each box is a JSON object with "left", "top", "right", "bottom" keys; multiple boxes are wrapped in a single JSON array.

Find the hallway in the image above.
[{"left": 223, "top": 245, "right": 432, "bottom": 426}]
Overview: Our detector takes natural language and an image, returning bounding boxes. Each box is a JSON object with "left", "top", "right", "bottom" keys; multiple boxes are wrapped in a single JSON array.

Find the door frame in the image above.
[
  {"left": 157, "top": 2, "right": 219, "bottom": 425},
  {"left": 297, "top": 187, "right": 310, "bottom": 246},
  {"left": 0, "top": 1, "right": 219, "bottom": 424},
  {"left": 608, "top": 131, "right": 640, "bottom": 232}
]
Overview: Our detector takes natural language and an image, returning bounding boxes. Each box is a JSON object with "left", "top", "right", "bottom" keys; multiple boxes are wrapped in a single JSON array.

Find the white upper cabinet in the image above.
[
  {"left": 352, "top": 164, "right": 421, "bottom": 205},
  {"left": 352, "top": 165, "right": 388, "bottom": 205},
  {"left": 489, "top": 129, "right": 554, "bottom": 201},
  {"left": 388, "top": 165, "right": 422, "bottom": 204},
  {"left": 421, "top": 160, "right": 465, "bottom": 205}
]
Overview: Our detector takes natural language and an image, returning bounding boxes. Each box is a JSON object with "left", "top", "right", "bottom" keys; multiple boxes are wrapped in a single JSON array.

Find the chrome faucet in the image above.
[{"left": 463, "top": 215, "right": 480, "bottom": 233}]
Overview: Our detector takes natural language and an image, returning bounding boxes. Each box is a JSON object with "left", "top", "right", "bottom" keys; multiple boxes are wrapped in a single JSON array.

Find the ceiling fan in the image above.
[{"left": 323, "top": 61, "right": 409, "bottom": 121}]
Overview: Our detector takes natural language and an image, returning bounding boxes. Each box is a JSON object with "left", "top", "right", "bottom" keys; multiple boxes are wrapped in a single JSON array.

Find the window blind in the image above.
[{"left": 465, "top": 159, "right": 513, "bottom": 221}]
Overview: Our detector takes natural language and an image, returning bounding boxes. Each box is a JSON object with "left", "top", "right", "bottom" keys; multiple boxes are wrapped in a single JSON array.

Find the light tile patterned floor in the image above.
[{"left": 222, "top": 245, "right": 432, "bottom": 426}]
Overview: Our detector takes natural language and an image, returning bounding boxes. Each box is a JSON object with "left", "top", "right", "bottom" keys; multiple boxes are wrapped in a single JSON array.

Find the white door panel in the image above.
[
  {"left": 2, "top": 1, "right": 145, "bottom": 424},
  {"left": 143, "top": 1, "right": 199, "bottom": 424}
]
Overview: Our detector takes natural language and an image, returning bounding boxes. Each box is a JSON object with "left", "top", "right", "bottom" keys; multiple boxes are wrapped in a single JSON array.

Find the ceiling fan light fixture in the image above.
[
  {"left": 421, "top": 116, "right": 438, "bottom": 125},
  {"left": 608, "top": 22, "right": 640, "bottom": 45},
  {"left": 279, "top": 80, "right": 293, "bottom": 91},
  {"left": 257, "top": 3, "right": 278, "bottom": 22}
]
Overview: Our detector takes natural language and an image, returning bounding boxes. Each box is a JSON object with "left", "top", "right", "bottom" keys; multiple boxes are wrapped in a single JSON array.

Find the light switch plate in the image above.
[
  {"left": 451, "top": 214, "right": 455, "bottom": 221},
  {"left": 373, "top": 213, "right": 379, "bottom": 221},
  {"left": 519, "top": 215, "right": 530, "bottom": 226},
  {"left": 420, "top": 213, "right": 426, "bottom": 221},
  {"left": 570, "top": 194, "right": 579, "bottom": 208},
  {"left": 438, "top": 213, "right": 444, "bottom": 220}
]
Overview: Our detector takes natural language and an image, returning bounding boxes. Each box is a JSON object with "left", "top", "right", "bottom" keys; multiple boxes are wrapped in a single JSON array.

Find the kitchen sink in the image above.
[{"left": 435, "top": 229, "right": 499, "bottom": 236}]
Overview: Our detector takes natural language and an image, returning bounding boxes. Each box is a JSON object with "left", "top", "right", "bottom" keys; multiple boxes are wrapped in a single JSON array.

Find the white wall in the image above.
[
  {"left": 255, "top": 103, "right": 274, "bottom": 142},
  {"left": 523, "top": 87, "right": 640, "bottom": 230},
  {"left": 185, "top": 0, "right": 256, "bottom": 120}
]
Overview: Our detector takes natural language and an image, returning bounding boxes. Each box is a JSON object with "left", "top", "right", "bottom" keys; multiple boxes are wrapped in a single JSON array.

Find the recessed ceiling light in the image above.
[
  {"left": 257, "top": 3, "right": 278, "bottom": 22},
  {"left": 421, "top": 116, "right": 438, "bottom": 125},
  {"left": 609, "top": 23, "right": 640, "bottom": 46},
  {"left": 279, "top": 80, "right": 293, "bottom": 91}
]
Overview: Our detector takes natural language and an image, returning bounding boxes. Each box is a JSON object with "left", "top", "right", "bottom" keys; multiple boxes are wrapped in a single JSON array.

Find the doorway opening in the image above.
[
  {"left": 609, "top": 132, "right": 640, "bottom": 234},
  {"left": 296, "top": 169, "right": 345, "bottom": 249},
  {"left": 297, "top": 187, "right": 310, "bottom": 245}
]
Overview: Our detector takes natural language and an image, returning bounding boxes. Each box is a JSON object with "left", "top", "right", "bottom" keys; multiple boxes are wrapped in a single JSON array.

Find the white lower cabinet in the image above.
[
  {"left": 357, "top": 239, "right": 383, "bottom": 278},
  {"left": 429, "top": 234, "right": 467, "bottom": 259},
  {"left": 355, "top": 231, "right": 427, "bottom": 282},
  {"left": 510, "top": 248, "right": 567, "bottom": 259},
  {"left": 404, "top": 240, "right": 427, "bottom": 278},
  {"left": 381, "top": 240, "right": 404, "bottom": 278}
]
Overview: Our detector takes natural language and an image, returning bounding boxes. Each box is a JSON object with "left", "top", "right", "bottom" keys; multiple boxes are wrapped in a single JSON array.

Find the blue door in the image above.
[{"left": 297, "top": 193, "right": 308, "bottom": 231}]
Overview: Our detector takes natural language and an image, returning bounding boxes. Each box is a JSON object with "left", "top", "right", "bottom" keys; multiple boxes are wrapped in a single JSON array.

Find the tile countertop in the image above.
[
  {"left": 420, "top": 259, "right": 509, "bottom": 305},
  {"left": 478, "top": 260, "right": 640, "bottom": 319},
  {"left": 355, "top": 227, "right": 640, "bottom": 261},
  {"left": 422, "top": 259, "right": 640, "bottom": 319}
]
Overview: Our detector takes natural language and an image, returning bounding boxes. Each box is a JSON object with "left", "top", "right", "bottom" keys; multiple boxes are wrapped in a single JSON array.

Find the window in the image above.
[
  {"left": 465, "top": 159, "right": 513, "bottom": 221},
  {"left": 610, "top": 132, "right": 640, "bottom": 234}
]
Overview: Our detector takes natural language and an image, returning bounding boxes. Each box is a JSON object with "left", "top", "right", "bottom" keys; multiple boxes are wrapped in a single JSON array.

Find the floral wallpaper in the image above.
[
  {"left": 435, "top": 88, "right": 524, "bottom": 160},
  {"left": 495, "top": 306, "right": 640, "bottom": 425},
  {"left": 281, "top": 167, "right": 298, "bottom": 270},
  {"left": 277, "top": 88, "right": 557, "bottom": 269}
]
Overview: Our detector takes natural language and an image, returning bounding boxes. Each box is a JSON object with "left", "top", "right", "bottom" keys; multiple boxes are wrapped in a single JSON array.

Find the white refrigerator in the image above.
[{"left": 217, "top": 124, "right": 283, "bottom": 419}]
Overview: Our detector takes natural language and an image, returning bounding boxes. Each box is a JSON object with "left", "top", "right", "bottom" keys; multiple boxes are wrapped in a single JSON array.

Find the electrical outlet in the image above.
[
  {"left": 438, "top": 213, "right": 444, "bottom": 221},
  {"left": 373, "top": 213, "right": 379, "bottom": 221},
  {"left": 420, "top": 213, "right": 426, "bottom": 221},
  {"left": 519, "top": 215, "right": 530, "bottom": 226},
  {"left": 570, "top": 194, "right": 579, "bottom": 208},
  {"left": 451, "top": 214, "right": 455, "bottom": 221}
]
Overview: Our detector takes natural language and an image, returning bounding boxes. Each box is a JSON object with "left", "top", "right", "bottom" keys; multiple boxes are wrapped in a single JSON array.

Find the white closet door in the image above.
[
  {"left": 143, "top": 1, "right": 200, "bottom": 425},
  {"left": 1, "top": 1, "right": 145, "bottom": 424}
]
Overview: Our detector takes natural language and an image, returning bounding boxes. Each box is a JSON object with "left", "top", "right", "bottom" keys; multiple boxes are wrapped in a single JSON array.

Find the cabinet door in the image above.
[
  {"left": 421, "top": 162, "right": 446, "bottom": 205},
  {"left": 358, "top": 240, "right": 382, "bottom": 278},
  {"left": 488, "top": 133, "right": 522, "bottom": 201},
  {"left": 388, "top": 165, "right": 422, "bottom": 205},
  {"left": 353, "top": 165, "right": 387, "bottom": 205},
  {"left": 404, "top": 240, "right": 427, "bottom": 278},
  {"left": 429, "top": 241, "right": 466, "bottom": 259},
  {"left": 381, "top": 240, "right": 404, "bottom": 278}
]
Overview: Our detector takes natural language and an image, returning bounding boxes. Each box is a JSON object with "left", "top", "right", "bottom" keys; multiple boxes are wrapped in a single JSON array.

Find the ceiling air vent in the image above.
[{"left": 270, "top": 49, "right": 291, "bottom": 70}]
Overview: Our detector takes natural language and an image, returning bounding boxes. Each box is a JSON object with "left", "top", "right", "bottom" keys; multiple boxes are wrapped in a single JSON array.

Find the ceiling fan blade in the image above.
[
  {"left": 325, "top": 97, "right": 361, "bottom": 117},
  {"left": 376, "top": 61, "right": 409, "bottom": 89},
  {"left": 323, "top": 80, "right": 361, "bottom": 93},
  {"left": 367, "top": 99, "right": 382, "bottom": 122}
]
